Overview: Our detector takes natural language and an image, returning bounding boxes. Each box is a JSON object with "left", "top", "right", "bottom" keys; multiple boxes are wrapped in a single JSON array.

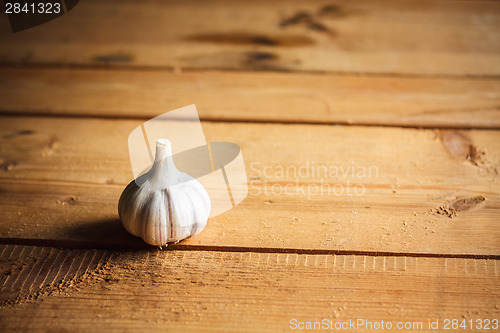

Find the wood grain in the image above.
[
  {"left": 0, "top": 0, "right": 499, "bottom": 76},
  {"left": 0, "top": 245, "right": 498, "bottom": 332},
  {"left": 0, "top": 0, "right": 498, "bottom": 330},
  {"left": 0, "top": 116, "right": 498, "bottom": 255},
  {"left": 1, "top": 67, "right": 500, "bottom": 128},
  {"left": 0, "top": 244, "right": 110, "bottom": 305}
]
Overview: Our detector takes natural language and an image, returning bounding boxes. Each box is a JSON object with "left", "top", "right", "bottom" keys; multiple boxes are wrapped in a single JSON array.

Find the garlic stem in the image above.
[{"left": 149, "top": 139, "right": 178, "bottom": 188}]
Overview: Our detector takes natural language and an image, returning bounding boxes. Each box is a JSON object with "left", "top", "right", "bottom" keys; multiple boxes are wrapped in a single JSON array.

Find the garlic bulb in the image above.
[{"left": 118, "top": 139, "right": 211, "bottom": 246}]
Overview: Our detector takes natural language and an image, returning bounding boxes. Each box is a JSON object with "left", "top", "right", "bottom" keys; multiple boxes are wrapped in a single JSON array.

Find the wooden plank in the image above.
[
  {"left": 0, "top": 0, "right": 499, "bottom": 76},
  {"left": 1, "top": 67, "right": 500, "bottom": 128},
  {"left": 0, "top": 245, "right": 498, "bottom": 332},
  {"left": 0, "top": 244, "right": 111, "bottom": 306},
  {"left": 0, "top": 116, "right": 499, "bottom": 255}
]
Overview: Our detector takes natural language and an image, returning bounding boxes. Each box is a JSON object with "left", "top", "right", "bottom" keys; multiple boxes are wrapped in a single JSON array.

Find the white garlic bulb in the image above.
[{"left": 118, "top": 139, "right": 211, "bottom": 246}]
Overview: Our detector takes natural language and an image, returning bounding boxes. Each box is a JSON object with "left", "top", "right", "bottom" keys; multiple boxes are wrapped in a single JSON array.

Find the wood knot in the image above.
[
  {"left": 0, "top": 160, "right": 17, "bottom": 171},
  {"left": 450, "top": 196, "right": 485, "bottom": 212},
  {"left": 433, "top": 196, "right": 486, "bottom": 218},
  {"left": 94, "top": 54, "right": 133, "bottom": 63},
  {"left": 56, "top": 196, "right": 80, "bottom": 206},
  {"left": 2, "top": 130, "right": 34, "bottom": 139},
  {"left": 317, "top": 4, "right": 348, "bottom": 18},
  {"left": 279, "top": 5, "right": 339, "bottom": 36},
  {"left": 185, "top": 32, "right": 314, "bottom": 47},
  {"left": 440, "top": 130, "right": 487, "bottom": 167},
  {"left": 441, "top": 130, "right": 472, "bottom": 158},
  {"left": 246, "top": 51, "right": 279, "bottom": 61}
]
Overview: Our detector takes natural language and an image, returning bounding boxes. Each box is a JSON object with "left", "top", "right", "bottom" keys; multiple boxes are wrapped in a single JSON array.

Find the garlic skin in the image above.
[{"left": 118, "top": 139, "right": 211, "bottom": 246}]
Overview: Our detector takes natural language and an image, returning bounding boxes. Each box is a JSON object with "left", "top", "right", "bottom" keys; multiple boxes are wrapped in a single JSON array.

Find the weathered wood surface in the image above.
[
  {"left": 0, "top": 244, "right": 110, "bottom": 305},
  {"left": 0, "top": 0, "right": 499, "bottom": 76},
  {"left": 1, "top": 67, "right": 500, "bottom": 128},
  {"left": 0, "top": 244, "right": 498, "bottom": 333},
  {"left": 0, "top": 0, "right": 499, "bottom": 330},
  {"left": 0, "top": 116, "right": 498, "bottom": 255}
]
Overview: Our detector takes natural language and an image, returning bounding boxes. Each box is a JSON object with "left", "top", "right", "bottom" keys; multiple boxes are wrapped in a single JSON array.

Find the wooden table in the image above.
[{"left": 0, "top": 1, "right": 499, "bottom": 332}]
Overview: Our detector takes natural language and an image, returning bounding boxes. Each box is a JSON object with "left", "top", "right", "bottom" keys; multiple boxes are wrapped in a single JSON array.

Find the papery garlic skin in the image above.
[{"left": 118, "top": 139, "right": 211, "bottom": 246}]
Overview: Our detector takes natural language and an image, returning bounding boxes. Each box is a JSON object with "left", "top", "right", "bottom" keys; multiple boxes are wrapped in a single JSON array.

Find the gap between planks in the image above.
[
  {"left": 1, "top": 112, "right": 500, "bottom": 131},
  {"left": 2, "top": 63, "right": 500, "bottom": 81},
  {"left": 1, "top": 238, "right": 499, "bottom": 261}
]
